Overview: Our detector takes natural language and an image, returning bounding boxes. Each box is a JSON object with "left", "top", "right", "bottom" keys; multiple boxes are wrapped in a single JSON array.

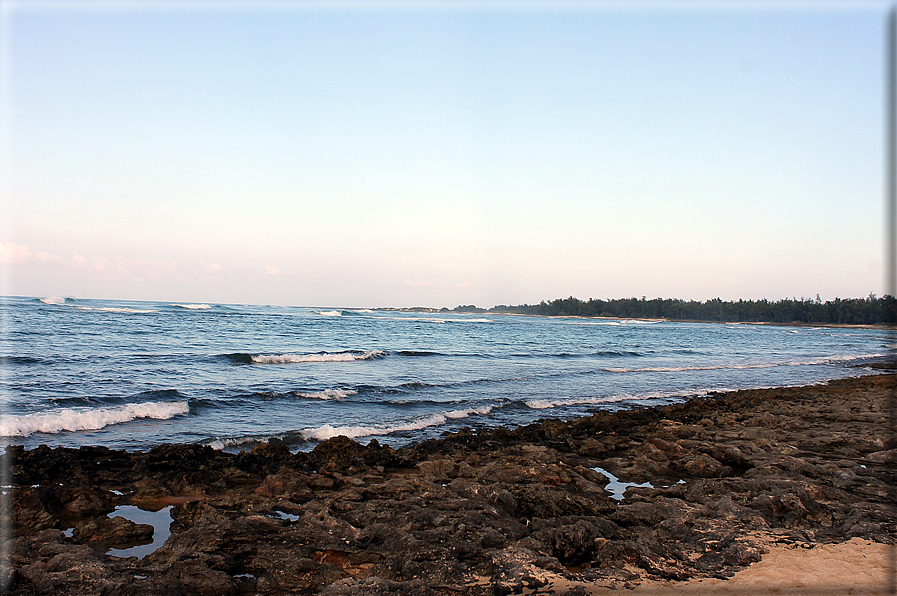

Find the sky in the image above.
[{"left": 0, "top": 0, "right": 890, "bottom": 308}]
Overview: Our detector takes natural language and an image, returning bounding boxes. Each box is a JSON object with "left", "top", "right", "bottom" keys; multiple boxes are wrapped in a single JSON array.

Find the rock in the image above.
[
  {"left": 862, "top": 448, "right": 897, "bottom": 464},
  {"left": 3, "top": 373, "right": 896, "bottom": 595},
  {"left": 72, "top": 516, "right": 154, "bottom": 548},
  {"left": 677, "top": 453, "right": 731, "bottom": 478}
]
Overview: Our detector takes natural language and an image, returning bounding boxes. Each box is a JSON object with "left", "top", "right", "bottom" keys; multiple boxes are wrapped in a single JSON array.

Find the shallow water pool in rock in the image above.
[
  {"left": 106, "top": 505, "right": 172, "bottom": 559},
  {"left": 592, "top": 467, "right": 655, "bottom": 500}
]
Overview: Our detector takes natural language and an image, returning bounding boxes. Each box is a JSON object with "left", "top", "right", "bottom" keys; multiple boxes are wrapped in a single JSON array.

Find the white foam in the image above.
[
  {"left": 375, "top": 315, "right": 492, "bottom": 324},
  {"left": 314, "top": 310, "right": 341, "bottom": 316},
  {"left": 295, "top": 389, "right": 357, "bottom": 400},
  {"left": 251, "top": 351, "right": 384, "bottom": 364},
  {"left": 302, "top": 406, "right": 493, "bottom": 442},
  {"left": 172, "top": 304, "right": 211, "bottom": 310},
  {"left": 39, "top": 296, "right": 65, "bottom": 305},
  {"left": 524, "top": 399, "right": 554, "bottom": 409},
  {"left": 76, "top": 306, "right": 157, "bottom": 313},
  {"left": 208, "top": 435, "right": 274, "bottom": 450},
  {"left": 0, "top": 402, "right": 189, "bottom": 437},
  {"left": 524, "top": 387, "right": 722, "bottom": 411},
  {"left": 603, "top": 353, "right": 886, "bottom": 374}
]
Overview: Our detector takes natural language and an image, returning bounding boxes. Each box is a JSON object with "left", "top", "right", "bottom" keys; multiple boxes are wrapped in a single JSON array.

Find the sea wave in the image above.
[
  {"left": 522, "top": 388, "right": 718, "bottom": 410},
  {"left": 171, "top": 304, "right": 211, "bottom": 310},
  {"left": 371, "top": 315, "right": 492, "bottom": 324},
  {"left": 519, "top": 350, "right": 642, "bottom": 359},
  {"left": 313, "top": 310, "right": 341, "bottom": 316},
  {"left": 207, "top": 406, "right": 494, "bottom": 450},
  {"left": 39, "top": 296, "right": 66, "bottom": 305},
  {"left": 231, "top": 350, "right": 386, "bottom": 364},
  {"left": 0, "top": 355, "right": 42, "bottom": 365},
  {"left": 567, "top": 319, "right": 663, "bottom": 326},
  {"left": 292, "top": 389, "right": 357, "bottom": 400},
  {"left": 0, "top": 401, "right": 190, "bottom": 437},
  {"left": 75, "top": 306, "right": 157, "bottom": 313},
  {"left": 302, "top": 406, "right": 493, "bottom": 442},
  {"left": 206, "top": 434, "right": 288, "bottom": 451},
  {"left": 603, "top": 353, "right": 886, "bottom": 374}
]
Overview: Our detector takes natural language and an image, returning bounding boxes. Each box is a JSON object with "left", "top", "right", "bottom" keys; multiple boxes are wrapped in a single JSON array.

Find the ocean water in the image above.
[{"left": 0, "top": 295, "right": 892, "bottom": 452}]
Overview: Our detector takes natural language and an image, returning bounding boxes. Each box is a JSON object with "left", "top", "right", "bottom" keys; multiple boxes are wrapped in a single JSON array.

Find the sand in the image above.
[{"left": 557, "top": 539, "right": 896, "bottom": 595}]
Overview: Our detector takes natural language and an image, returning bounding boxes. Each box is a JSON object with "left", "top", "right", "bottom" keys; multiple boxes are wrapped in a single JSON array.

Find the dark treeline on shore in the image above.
[{"left": 450, "top": 294, "right": 897, "bottom": 325}]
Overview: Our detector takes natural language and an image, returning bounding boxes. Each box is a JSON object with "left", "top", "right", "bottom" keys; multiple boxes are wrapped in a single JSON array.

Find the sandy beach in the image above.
[{"left": 4, "top": 372, "right": 895, "bottom": 595}]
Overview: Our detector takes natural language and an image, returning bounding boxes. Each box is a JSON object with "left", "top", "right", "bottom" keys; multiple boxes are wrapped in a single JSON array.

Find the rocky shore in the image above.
[{"left": 3, "top": 372, "right": 896, "bottom": 595}]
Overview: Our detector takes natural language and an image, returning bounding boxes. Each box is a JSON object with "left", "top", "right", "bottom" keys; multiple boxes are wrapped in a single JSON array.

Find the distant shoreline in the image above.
[{"left": 376, "top": 307, "right": 897, "bottom": 330}]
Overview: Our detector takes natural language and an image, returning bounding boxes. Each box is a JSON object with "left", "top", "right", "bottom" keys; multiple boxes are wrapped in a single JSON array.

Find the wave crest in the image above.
[
  {"left": 249, "top": 351, "right": 385, "bottom": 364},
  {"left": 302, "top": 406, "right": 492, "bottom": 442},
  {"left": 0, "top": 401, "right": 190, "bottom": 437},
  {"left": 604, "top": 353, "right": 885, "bottom": 374},
  {"left": 293, "top": 389, "right": 357, "bottom": 400},
  {"left": 76, "top": 306, "right": 157, "bottom": 313}
]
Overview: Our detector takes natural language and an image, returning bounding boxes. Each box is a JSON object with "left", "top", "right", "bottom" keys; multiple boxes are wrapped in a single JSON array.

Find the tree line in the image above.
[{"left": 451, "top": 294, "right": 897, "bottom": 325}]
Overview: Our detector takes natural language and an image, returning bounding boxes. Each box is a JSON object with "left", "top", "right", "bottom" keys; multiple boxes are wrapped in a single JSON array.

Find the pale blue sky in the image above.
[{"left": 1, "top": 1, "right": 889, "bottom": 307}]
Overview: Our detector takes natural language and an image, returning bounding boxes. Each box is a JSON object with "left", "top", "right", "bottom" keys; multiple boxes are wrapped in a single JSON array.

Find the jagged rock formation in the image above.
[{"left": 3, "top": 373, "right": 895, "bottom": 595}]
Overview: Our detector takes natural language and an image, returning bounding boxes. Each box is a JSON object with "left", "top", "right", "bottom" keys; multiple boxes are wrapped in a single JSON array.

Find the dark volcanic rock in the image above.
[{"left": 4, "top": 372, "right": 896, "bottom": 595}]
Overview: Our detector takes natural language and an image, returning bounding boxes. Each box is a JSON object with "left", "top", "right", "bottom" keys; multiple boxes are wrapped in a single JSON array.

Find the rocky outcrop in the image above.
[{"left": 3, "top": 373, "right": 895, "bottom": 594}]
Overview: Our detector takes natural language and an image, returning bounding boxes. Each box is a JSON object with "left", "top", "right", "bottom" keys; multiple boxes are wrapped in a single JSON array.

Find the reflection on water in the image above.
[
  {"left": 592, "top": 466, "right": 654, "bottom": 501},
  {"left": 106, "top": 505, "right": 172, "bottom": 559}
]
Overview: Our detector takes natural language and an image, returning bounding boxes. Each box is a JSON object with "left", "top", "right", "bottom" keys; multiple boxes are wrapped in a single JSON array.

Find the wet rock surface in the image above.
[{"left": 3, "top": 373, "right": 895, "bottom": 594}]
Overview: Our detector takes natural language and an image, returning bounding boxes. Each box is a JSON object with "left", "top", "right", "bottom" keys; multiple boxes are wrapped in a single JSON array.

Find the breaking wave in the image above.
[
  {"left": 604, "top": 353, "right": 886, "bottom": 374},
  {"left": 225, "top": 350, "right": 386, "bottom": 364},
  {"left": 76, "top": 306, "right": 157, "bottom": 313},
  {"left": 0, "top": 401, "right": 190, "bottom": 437},
  {"left": 171, "top": 304, "right": 211, "bottom": 310},
  {"left": 293, "top": 389, "right": 357, "bottom": 400},
  {"left": 302, "top": 406, "right": 494, "bottom": 442}
]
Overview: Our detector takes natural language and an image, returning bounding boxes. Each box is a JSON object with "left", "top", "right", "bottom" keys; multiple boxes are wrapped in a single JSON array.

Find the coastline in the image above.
[
  {"left": 390, "top": 308, "right": 897, "bottom": 330},
  {"left": 4, "top": 372, "right": 896, "bottom": 594}
]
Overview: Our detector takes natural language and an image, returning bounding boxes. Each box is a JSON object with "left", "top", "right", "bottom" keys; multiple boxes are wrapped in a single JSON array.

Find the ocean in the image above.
[{"left": 1, "top": 295, "right": 891, "bottom": 452}]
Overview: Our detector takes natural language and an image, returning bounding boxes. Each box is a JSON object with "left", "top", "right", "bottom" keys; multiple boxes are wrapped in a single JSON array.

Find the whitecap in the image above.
[
  {"left": 39, "top": 296, "right": 65, "bottom": 305},
  {"left": 294, "top": 389, "right": 357, "bottom": 400},
  {"left": 0, "top": 402, "right": 189, "bottom": 437},
  {"left": 251, "top": 351, "right": 384, "bottom": 364},
  {"left": 75, "top": 306, "right": 157, "bottom": 313},
  {"left": 602, "top": 353, "right": 886, "bottom": 374},
  {"left": 171, "top": 304, "right": 211, "bottom": 310},
  {"left": 302, "top": 405, "right": 493, "bottom": 442}
]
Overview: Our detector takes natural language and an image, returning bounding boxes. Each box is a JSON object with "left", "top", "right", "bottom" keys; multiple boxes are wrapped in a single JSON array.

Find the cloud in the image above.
[
  {"left": 0, "top": 241, "right": 33, "bottom": 264},
  {"left": 265, "top": 265, "right": 281, "bottom": 275},
  {"left": 199, "top": 259, "right": 222, "bottom": 272},
  {"left": 36, "top": 251, "right": 66, "bottom": 264}
]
